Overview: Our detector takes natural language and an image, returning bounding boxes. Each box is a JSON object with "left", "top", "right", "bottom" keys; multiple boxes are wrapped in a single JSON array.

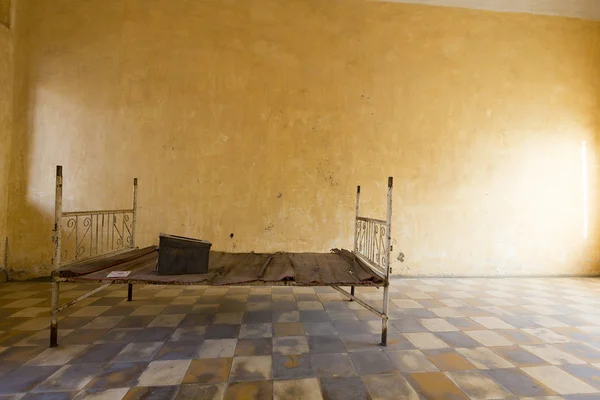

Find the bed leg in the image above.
[
  {"left": 381, "top": 318, "right": 388, "bottom": 346},
  {"left": 350, "top": 286, "right": 355, "bottom": 301},
  {"left": 127, "top": 284, "right": 133, "bottom": 302},
  {"left": 50, "top": 280, "right": 59, "bottom": 347},
  {"left": 381, "top": 283, "right": 389, "bottom": 346}
]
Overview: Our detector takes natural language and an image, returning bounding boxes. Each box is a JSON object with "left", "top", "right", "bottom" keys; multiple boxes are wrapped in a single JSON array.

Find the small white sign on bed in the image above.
[{"left": 107, "top": 271, "right": 131, "bottom": 278}]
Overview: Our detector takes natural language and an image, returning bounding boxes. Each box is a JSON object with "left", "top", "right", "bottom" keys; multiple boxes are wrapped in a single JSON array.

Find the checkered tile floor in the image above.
[{"left": 1, "top": 278, "right": 600, "bottom": 399}]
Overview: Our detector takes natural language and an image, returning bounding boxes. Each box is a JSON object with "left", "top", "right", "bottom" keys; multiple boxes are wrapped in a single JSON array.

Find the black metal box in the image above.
[{"left": 157, "top": 233, "right": 211, "bottom": 275}]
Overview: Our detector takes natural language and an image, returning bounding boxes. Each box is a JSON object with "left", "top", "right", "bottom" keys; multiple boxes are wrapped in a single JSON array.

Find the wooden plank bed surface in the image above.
[{"left": 54, "top": 246, "right": 384, "bottom": 287}]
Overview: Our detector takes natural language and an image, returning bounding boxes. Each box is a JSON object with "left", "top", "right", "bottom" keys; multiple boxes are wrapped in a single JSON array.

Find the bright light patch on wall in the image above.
[{"left": 582, "top": 140, "right": 588, "bottom": 240}]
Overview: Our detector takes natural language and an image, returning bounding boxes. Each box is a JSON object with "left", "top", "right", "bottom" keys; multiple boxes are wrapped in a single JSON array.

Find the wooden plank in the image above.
[{"left": 55, "top": 246, "right": 157, "bottom": 278}]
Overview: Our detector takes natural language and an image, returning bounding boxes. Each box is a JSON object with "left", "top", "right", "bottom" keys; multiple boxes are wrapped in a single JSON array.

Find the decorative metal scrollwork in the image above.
[
  {"left": 60, "top": 211, "right": 134, "bottom": 264},
  {"left": 355, "top": 218, "right": 388, "bottom": 271}
]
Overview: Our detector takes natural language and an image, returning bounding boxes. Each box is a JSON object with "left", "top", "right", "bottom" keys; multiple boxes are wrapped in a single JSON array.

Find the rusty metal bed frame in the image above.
[{"left": 49, "top": 166, "right": 393, "bottom": 348}]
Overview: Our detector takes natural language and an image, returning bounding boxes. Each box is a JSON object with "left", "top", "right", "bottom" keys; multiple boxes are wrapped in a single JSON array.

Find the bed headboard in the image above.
[
  {"left": 353, "top": 177, "right": 393, "bottom": 279},
  {"left": 52, "top": 165, "right": 138, "bottom": 268}
]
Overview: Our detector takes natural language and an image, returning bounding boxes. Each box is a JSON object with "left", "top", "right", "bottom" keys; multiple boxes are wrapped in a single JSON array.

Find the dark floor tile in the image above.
[
  {"left": 455, "top": 307, "right": 492, "bottom": 317},
  {"left": 435, "top": 331, "right": 480, "bottom": 348},
  {"left": 154, "top": 341, "right": 199, "bottom": 361},
  {"left": 489, "top": 346, "right": 547, "bottom": 367},
  {"left": 296, "top": 294, "right": 318, "bottom": 302},
  {"left": 148, "top": 297, "right": 175, "bottom": 305},
  {"left": 182, "top": 358, "right": 232, "bottom": 384},
  {"left": 58, "top": 317, "right": 95, "bottom": 330},
  {"left": 320, "top": 377, "right": 370, "bottom": 400},
  {"left": 224, "top": 381, "right": 272, "bottom": 400},
  {"left": 272, "top": 311, "right": 300, "bottom": 324},
  {"left": 248, "top": 295, "right": 271, "bottom": 302},
  {"left": 115, "top": 315, "right": 156, "bottom": 329},
  {"left": 196, "top": 297, "right": 222, "bottom": 306},
  {"left": 302, "top": 322, "right": 337, "bottom": 336},
  {"left": 112, "top": 342, "right": 164, "bottom": 363},
  {"left": 390, "top": 319, "right": 428, "bottom": 333},
  {"left": 122, "top": 386, "right": 179, "bottom": 400},
  {"left": 230, "top": 356, "right": 271, "bottom": 381},
  {"left": 353, "top": 310, "right": 381, "bottom": 321},
  {"left": 308, "top": 335, "right": 346, "bottom": 354},
  {"left": 246, "top": 302, "right": 272, "bottom": 311},
  {"left": 498, "top": 315, "right": 542, "bottom": 329},
  {"left": 0, "top": 365, "right": 15, "bottom": 378},
  {"left": 21, "top": 392, "right": 77, "bottom": 400},
  {"left": 553, "top": 314, "right": 597, "bottom": 327},
  {"left": 0, "top": 330, "right": 34, "bottom": 346},
  {"left": 383, "top": 332, "right": 417, "bottom": 351},
  {"left": 34, "top": 363, "right": 104, "bottom": 392},
  {"left": 272, "top": 287, "right": 294, "bottom": 294},
  {"left": 234, "top": 338, "right": 272, "bottom": 356},
  {"left": 299, "top": 310, "right": 330, "bottom": 322},
  {"left": 563, "top": 395, "right": 600, "bottom": 400},
  {"left": 327, "top": 310, "right": 358, "bottom": 321},
  {"left": 311, "top": 353, "right": 357, "bottom": 377},
  {"left": 446, "top": 318, "right": 485, "bottom": 331},
  {"left": 340, "top": 334, "right": 382, "bottom": 352},
  {"left": 553, "top": 328, "right": 600, "bottom": 343},
  {"left": 85, "top": 362, "right": 148, "bottom": 389},
  {"left": 272, "top": 354, "right": 315, "bottom": 379},
  {"left": 168, "top": 327, "right": 206, "bottom": 343},
  {"left": 0, "top": 346, "right": 45, "bottom": 366},
  {"left": 402, "top": 308, "right": 438, "bottom": 319},
  {"left": 323, "top": 303, "right": 351, "bottom": 312},
  {"left": 417, "top": 299, "right": 446, "bottom": 308},
  {"left": 0, "top": 318, "right": 29, "bottom": 331},
  {"left": 562, "top": 364, "right": 600, "bottom": 390},
  {"left": 272, "top": 301, "right": 298, "bottom": 311},
  {"left": 551, "top": 305, "right": 582, "bottom": 315},
  {"left": 217, "top": 302, "right": 246, "bottom": 312},
  {"left": 273, "top": 322, "right": 304, "bottom": 337},
  {"left": 133, "top": 327, "right": 175, "bottom": 342},
  {"left": 333, "top": 320, "right": 369, "bottom": 335},
  {"left": 204, "top": 324, "right": 240, "bottom": 339},
  {"left": 313, "top": 287, "right": 335, "bottom": 293},
  {"left": 496, "top": 329, "right": 543, "bottom": 345},
  {"left": 556, "top": 342, "right": 600, "bottom": 363},
  {"left": 61, "top": 329, "right": 108, "bottom": 346},
  {"left": 99, "top": 306, "right": 136, "bottom": 317},
  {"left": 162, "top": 305, "right": 195, "bottom": 315},
  {"left": 88, "top": 297, "right": 125, "bottom": 307},
  {"left": 349, "top": 351, "right": 396, "bottom": 375},
  {"left": 97, "top": 328, "right": 142, "bottom": 343},
  {"left": 242, "top": 311, "right": 272, "bottom": 324},
  {"left": 69, "top": 343, "right": 127, "bottom": 364},
  {"left": 484, "top": 368, "right": 557, "bottom": 397},
  {"left": 0, "top": 366, "right": 61, "bottom": 394},
  {"left": 175, "top": 383, "right": 226, "bottom": 400}
]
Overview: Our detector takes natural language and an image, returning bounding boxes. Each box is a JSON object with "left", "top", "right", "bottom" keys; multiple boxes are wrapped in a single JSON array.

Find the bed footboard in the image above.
[
  {"left": 50, "top": 165, "right": 138, "bottom": 347},
  {"left": 347, "top": 177, "right": 393, "bottom": 345}
]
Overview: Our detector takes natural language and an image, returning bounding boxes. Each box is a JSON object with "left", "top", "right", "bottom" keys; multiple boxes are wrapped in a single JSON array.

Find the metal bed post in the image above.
[
  {"left": 50, "top": 166, "right": 63, "bottom": 347},
  {"left": 128, "top": 178, "right": 138, "bottom": 302},
  {"left": 381, "top": 177, "right": 393, "bottom": 346},
  {"left": 351, "top": 185, "right": 360, "bottom": 300}
]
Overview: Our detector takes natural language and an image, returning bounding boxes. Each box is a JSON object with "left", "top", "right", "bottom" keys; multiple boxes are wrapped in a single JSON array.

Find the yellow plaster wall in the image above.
[
  {"left": 6, "top": 0, "right": 600, "bottom": 278},
  {"left": 0, "top": 24, "right": 12, "bottom": 277}
]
